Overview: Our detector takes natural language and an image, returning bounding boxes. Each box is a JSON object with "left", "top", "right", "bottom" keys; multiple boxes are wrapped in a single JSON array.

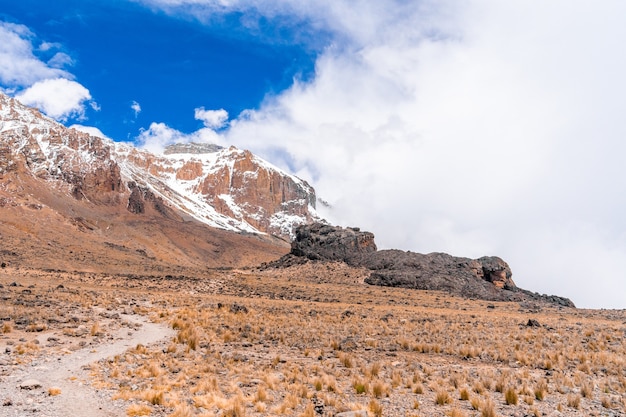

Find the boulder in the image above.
[
  {"left": 19, "top": 379, "right": 42, "bottom": 390},
  {"left": 290, "top": 223, "right": 376, "bottom": 264}
]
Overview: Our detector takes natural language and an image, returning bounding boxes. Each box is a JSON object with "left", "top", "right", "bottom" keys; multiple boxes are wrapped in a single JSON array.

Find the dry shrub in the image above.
[
  {"left": 299, "top": 402, "right": 315, "bottom": 417},
  {"left": 369, "top": 362, "right": 381, "bottom": 377},
  {"left": 372, "top": 380, "right": 388, "bottom": 398},
  {"left": 470, "top": 396, "right": 481, "bottom": 410},
  {"left": 1, "top": 321, "right": 12, "bottom": 333},
  {"left": 255, "top": 385, "right": 268, "bottom": 403},
  {"left": 143, "top": 389, "right": 164, "bottom": 405},
  {"left": 339, "top": 352, "right": 353, "bottom": 368},
  {"left": 369, "top": 399, "right": 383, "bottom": 417},
  {"left": 435, "top": 390, "right": 452, "bottom": 405},
  {"left": 352, "top": 378, "right": 368, "bottom": 395},
  {"left": 480, "top": 398, "right": 497, "bottom": 417},
  {"left": 459, "top": 387, "right": 470, "bottom": 400},
  {"left": 224, "top": 396, "right": 246, "bottom": 417},
  {"left": 534, "top": 380, "right": 547, "bottom": 401},
  {"left": 567, "top": 394, "right": 581, "bottom": 409},
  {"left": 581, "top": 381, "right": 593, "bottom": 398},
  {"left": 127, "top": 404, "right": 151, "bottom": 416},
  {"left": 48, "top": 387, "right": 62, "bottom": 396},
  {"left": 504, "top": 387, "right": 518, "bottom": 405},
  {"left": 313, "top": 378, "right": 323, "bottom": 391},
  {"left": 449, "top": 408, "right": 468, "bottom": 417}
]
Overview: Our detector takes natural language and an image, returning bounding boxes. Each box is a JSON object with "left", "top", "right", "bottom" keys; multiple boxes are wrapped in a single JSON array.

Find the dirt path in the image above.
[{"left": 0, "top": 313, "right": 175, "bottom": 417}]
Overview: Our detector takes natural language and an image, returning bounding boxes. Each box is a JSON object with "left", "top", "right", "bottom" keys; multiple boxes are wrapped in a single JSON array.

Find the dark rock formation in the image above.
[
  {"left": 362, "top": 250, "right": 517, "bottom": 301},
  {"left": 281, "top": 223, "right": 575, "bottom": 307},
  {"left": 126, "top": 182, "right": 181, "bottom": 220},
  {"left": 290, "top": 223, "right": 376, "bottom": 263}
]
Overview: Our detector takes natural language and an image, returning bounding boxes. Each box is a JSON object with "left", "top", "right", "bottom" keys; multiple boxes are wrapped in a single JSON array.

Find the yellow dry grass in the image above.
[{"left": 0, "top": 265, "right": 625, "bottom": 417}]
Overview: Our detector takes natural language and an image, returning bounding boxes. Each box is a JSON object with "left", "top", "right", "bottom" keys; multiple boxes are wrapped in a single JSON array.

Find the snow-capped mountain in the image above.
[{"left": 0, "top": 92, "right": 320, "bottom": 239}]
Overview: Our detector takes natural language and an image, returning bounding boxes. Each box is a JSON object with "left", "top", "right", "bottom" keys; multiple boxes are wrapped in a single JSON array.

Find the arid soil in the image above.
[{"left": 1, "top": 264, "right": 624, "bottom": 417}]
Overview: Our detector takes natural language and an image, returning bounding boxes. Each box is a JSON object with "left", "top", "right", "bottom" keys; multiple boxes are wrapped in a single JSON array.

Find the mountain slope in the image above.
[
  {"left": 0, "top": 93, "right": 320, "bottom": 238},
  {"left": 0, "top": 93, "right": 324, "bottom": 271}
]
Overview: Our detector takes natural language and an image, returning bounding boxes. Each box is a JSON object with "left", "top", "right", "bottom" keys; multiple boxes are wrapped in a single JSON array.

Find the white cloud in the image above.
[
  {"left": 0, "top": 20, "right": 94, "bottom": 123},
  {"left": 0, "top": 22, "right": 71, "bottom": 87},
  {"left": 47, "top": 52, "right": 74, "bottom": 69},
  {"left": 134, "top": 1, "right": 626, "bottom": 308},
  {"left": 194, "top": 107, "right": 228, "bottom": 128},
  {"left": 16, "top": 78, "right": 93, "bottom": 122},
  {"left": 131, "top": 100, "right": 142, "bottom": 117},
  {"left": 136, "top": 119, "right": 226, "bottom": 154},
  {"left": 203, "top": 1, "right": 625, "bottom": 309},
  {"left": 69, "top": 124, "right": 108, "bottom": 139}
]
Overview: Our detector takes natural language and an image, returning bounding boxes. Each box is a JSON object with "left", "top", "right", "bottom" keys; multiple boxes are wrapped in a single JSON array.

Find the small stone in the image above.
[
  {"left": 335, "top": 411, "right": 368, "bottom": 417},
  {"left": 527, "top": 319, "right": 541, "bottom": 327},
  {"left": 19, "top": 379, "right": 42, "bottom": 390},
  {"left": 229, "top": 303, "right": 248, "bottom": 314}
]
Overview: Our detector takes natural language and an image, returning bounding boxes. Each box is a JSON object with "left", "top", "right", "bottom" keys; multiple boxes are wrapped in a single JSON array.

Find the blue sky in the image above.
[
  {"left": 0, "top": 0, "right": 319, "bottom": 141},
  {"left": 2, "top": 1, "right": 626, "bottom": 309}
]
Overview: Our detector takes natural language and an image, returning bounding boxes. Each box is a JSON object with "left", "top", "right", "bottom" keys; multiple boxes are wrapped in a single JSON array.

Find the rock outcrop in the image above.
[
  {"left": 278, "top": 223, "right": 575, "bottom": 307},
  {"left": 362, "top": 251, "right": 516, "bottom": 301},
  {"left": 290, "top": 223, "right": 377, "bottom": 263}
]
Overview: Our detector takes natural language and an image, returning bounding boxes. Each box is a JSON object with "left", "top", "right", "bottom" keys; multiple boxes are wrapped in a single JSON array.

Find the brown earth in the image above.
[
  {"left": 0, "top": 264, "right": 624, "bottom": 417},
  {"left": 0, "top": 165, "right": 289, "bottom": 274}
]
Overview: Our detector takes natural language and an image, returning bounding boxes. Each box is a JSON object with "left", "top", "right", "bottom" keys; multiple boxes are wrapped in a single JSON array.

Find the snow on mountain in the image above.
[{"left": 0, "top": 93, "right": 321, "bottom": 238}]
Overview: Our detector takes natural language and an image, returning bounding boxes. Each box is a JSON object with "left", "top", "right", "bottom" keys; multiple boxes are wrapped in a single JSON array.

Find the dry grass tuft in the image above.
[
  {"left": 1, "top": 321, "right": 12, "bottom": 333},
  {"left": 504, "top": 387, "right": 518, "bottom": 405},
  {"left": 126, "top": 404, "right": 151, "bottom": 416},
  {"left": 369, "top": 399, "right": 383, "bottom": 417},
  {"left": 435, "top": 390, "right": 452, "bottom": 405},
  {"left": 480, "top": 398, "right": 497, "bottom": 417}
]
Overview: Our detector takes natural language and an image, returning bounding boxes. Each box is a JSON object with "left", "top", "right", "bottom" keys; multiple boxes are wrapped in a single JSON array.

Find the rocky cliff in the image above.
[
  {"left": 274, "top": 223, "right": 574, "bottom": 307},
  {"left": 0, "top": 93, "right": 320, "bottom": 239}
]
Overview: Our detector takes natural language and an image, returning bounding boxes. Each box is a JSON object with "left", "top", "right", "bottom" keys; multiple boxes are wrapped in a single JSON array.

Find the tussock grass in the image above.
[{"left": 2, "top": 269, "right": 625, "bottom": 417}]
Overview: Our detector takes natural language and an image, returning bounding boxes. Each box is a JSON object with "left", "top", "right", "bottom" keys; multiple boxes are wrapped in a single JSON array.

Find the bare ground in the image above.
[
  {"left": 0, "top": 311, "right": 174, "bottom": 417},
  {"left": 1, "top": 265, "right": 625, "bottom": 417}
]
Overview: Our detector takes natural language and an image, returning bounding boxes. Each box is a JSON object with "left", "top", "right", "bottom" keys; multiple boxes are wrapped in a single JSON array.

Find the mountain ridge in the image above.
[{"left": 0, "top": 92, "right": 320, "bottom": 239}]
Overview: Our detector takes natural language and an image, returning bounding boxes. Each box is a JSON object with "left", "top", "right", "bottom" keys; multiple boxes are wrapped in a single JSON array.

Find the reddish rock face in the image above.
[
  {"left": 176, "top": 160, "right": 204, "bottom": 181},
  {"left": 195, "top": 148, "right": 317, "bottom": 236}
]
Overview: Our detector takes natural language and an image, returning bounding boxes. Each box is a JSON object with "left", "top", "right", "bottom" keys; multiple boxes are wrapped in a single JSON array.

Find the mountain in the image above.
[{"left": 0, "top": 93, "right": 321, "bottom": 272}]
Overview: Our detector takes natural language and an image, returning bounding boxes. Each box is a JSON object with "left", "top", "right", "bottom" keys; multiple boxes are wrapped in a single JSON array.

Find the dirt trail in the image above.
[{"left": 0, "top": 313, "right": 175, "bottom": 417}]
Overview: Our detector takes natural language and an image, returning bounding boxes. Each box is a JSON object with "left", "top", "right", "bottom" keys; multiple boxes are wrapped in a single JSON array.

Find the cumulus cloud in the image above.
[
  {"left": 136, "top": 1, "right": 626, "bottom": 308},
  {"left": 131, "top": 100, "right": 142, "bottom": 117},
  {"left": 0, "top": 20, "right": 94, "bottom": 123},
  {"left": 194, "top": 107, "right": 228, "bottom": 129},
  {"left": 136, "top": 107, "right": 228, "bottom": 153},
  {"left": 16, "top": 78, "right": 94, "bottom": 122},
  {"left": 0, "top": 22, "right": 70, "bottom": 87},
  {"left": 47, "top": 52, "right": 74, "bottom": 69}
]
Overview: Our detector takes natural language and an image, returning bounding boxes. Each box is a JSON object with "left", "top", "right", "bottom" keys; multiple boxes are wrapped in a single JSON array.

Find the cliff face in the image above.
[
  {"left": 192, "top": 147, "right": 317, "bottom": 237},
  {"left": 0, "top": 93, "right": 320, "bottom": 239}
]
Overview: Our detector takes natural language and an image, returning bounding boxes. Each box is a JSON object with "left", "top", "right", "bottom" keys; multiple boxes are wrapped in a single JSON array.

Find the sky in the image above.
[{"left": 1, "top": 0, "right": 625, "bottom": 309}]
